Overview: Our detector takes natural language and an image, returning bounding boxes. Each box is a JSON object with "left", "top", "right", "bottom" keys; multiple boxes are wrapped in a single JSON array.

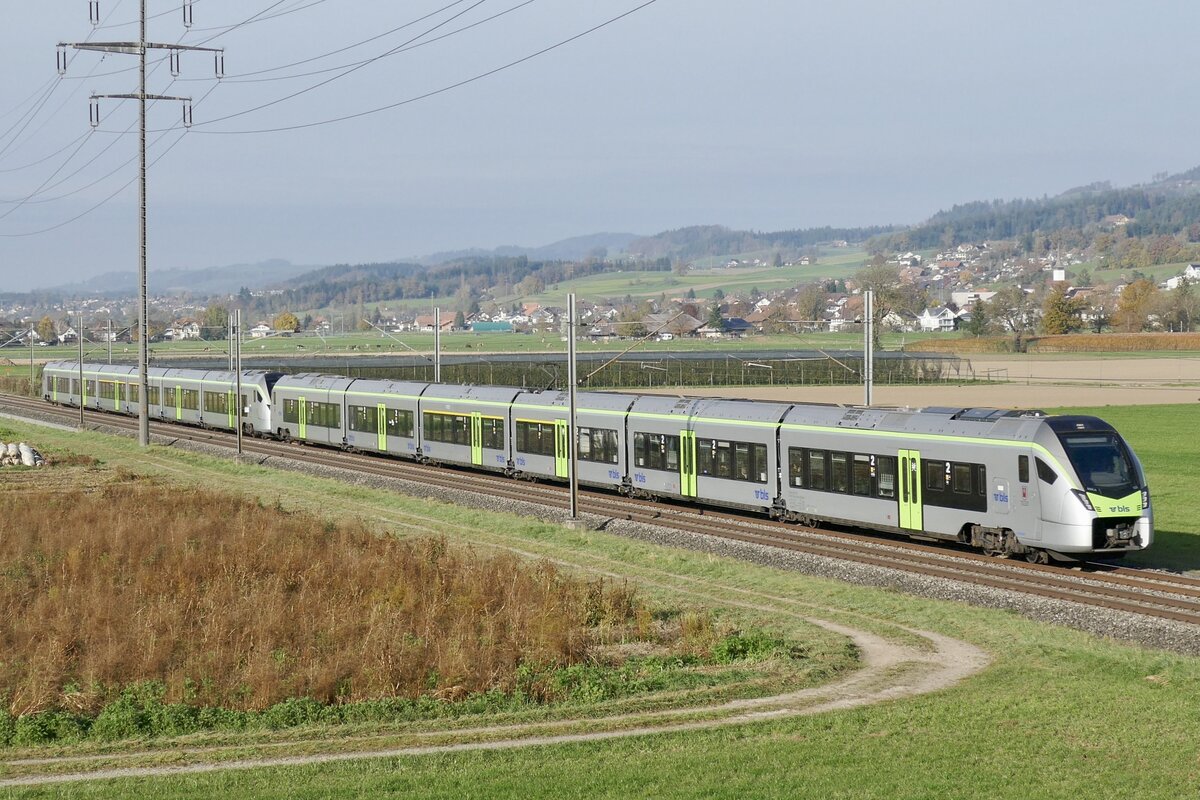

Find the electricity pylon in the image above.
[{"left": 59, "top": 2, "right": 222, "bottom": 447}]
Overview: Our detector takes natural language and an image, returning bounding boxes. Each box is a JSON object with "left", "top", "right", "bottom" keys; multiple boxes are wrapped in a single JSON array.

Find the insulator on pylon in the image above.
[
  {"left": 57, "top": 46, "right": 68, "bottom": 76},
  {"left": 215, "top": 52, "right": 225, "bottom": 79},
  {"left": 183, "top": 0, "right": 194, "bottom": 28},
  {"left": 169, "top": 50, "right": 181, "bottom": 77},
  {"left": 182, "top": 102, "right": 193, "bottom": 129},
  {"left": 89, "top": 99, "right": 100, "bottom": 128},
  {"left": 89, "top": 1, "right": 100, "bottom": 26}
]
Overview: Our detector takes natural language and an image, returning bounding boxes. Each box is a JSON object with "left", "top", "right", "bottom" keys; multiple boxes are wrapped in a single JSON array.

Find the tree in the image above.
[
  {"left": 35, "top": 315, "right": 56, "bottom": 343},
  {"left": 202, "top": 304, "right": 229, "bottom": 341},
  {"left": 1161, "top": 278, "right": 1199, "bottom": 332},
  {"left": 962, "top": 302, "right": 990, "bottom": 337},
  {"left": 793, "top": 284, "right": 827, "bottom": 324},
  {"left": 454, "top": 310, "right": 466, "bottom": 330},
  {"left": 1040, "top": 285, "right": 1085, "bottom": 334},
  {"left": 273, "top": 311, "right": 300, "bottom": 332},
  {"left": 853, "top": 260, "right": 922, "bottom": 349},
  {"left": 987, "top": 286, "right": 1033, "bottom": 350},
  {"left": 706, "top": 302, "right": 724, "bottom": 329},
  {"left": 1113, "top": 279, "right": 1158, "bottom": 332}
]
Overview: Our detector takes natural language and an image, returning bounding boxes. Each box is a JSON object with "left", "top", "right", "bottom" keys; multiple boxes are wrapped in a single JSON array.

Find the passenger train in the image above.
[{"left": 43, "top": 361, "right": 1153, "bottom": 562}]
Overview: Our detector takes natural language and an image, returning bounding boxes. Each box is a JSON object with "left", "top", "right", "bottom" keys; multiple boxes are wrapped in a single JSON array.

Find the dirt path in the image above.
[{"left": 0, "top": 621, "right": 988, "bottom": 788}]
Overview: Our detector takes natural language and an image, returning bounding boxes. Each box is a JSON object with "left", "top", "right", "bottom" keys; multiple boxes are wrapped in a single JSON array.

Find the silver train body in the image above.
[{"left": 44, "top": 363, "right": 1153, "bottom": 559}]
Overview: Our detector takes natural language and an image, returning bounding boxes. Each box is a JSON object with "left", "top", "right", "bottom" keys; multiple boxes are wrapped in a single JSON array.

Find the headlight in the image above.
[
  {"left": 1071, "top": 489, "right": 1094, "bottom": 511},
  {"left": 1141, "top": 487, "right": 1150, "bottom": 509}
]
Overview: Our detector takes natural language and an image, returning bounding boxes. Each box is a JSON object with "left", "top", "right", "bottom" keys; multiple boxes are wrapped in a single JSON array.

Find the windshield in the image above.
[{"left": 1058, "top": 432, "right": 1139, "bottom": 498}]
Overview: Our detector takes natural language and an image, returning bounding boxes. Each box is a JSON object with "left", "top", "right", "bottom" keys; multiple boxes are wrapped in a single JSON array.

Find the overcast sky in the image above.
[{"left": 0, "top": 1, "right": 1196, "bottom": 291}]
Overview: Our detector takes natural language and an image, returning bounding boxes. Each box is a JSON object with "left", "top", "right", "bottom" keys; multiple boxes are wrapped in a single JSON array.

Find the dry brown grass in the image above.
[
  {"left": 908, "top": 332, "right": 1200, "bottom": 354},
  {"left": 0, "top": 484, "right": 648, "bottom": 716}
]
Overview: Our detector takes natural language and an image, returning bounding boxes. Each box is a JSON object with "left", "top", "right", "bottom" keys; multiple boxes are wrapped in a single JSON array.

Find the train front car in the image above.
[{"left": 1032, "top": 416, "right": 1152, "bottom": 557}]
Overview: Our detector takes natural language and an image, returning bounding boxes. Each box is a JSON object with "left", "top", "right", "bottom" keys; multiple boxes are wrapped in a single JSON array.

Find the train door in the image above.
[
  {"left": 899, "top": 448, "right": 923, "bottom": 531},
  {"left": 471, "top": 412, "right": 484, "bottom": 466},
  {"left": 679, "top": 429, "right": 698, "bottom": 498},
  {"left": 227, "top": 390, "right": 236, "bottom": 429},
  {"left": 175, "top": 384, "right": 183, "bottom": 421},
  {"left": 376, "top": 404, "right": 388, "bottom": 451},
  {"left": 298, "top": 395, "right": 307, "bottom": 439},
  {"left": 554, "top": 419, "right": 569, "bottom": 478}
]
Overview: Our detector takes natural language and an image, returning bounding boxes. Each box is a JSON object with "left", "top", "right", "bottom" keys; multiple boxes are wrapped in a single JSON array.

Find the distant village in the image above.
[{"left": 3, "top": 241, "right": 1198, "bottom": 346}]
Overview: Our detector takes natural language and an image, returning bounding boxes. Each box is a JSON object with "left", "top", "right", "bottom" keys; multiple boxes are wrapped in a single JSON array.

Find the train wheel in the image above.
[{"left": 1025, "top": 549, "right": 1051, "bottom": 565}]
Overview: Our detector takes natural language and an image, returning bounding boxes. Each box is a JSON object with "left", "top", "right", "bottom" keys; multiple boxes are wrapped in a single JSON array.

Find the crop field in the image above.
[{"left": 0, "top": 403, "right": 1197, "bottom": 797}]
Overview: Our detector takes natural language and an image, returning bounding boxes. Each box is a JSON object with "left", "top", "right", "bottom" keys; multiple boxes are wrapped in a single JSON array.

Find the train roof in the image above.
[{"left": 512, "top": 389, "right": 639, "bottom": 413}]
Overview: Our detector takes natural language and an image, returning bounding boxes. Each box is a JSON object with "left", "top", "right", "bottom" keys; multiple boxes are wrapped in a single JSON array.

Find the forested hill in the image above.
[
  {"left": 875, "top": 166, "right": 1200, "bottom": 251},
  {"left": 629, "top": 224, "right": 899, "bottom": 261}
]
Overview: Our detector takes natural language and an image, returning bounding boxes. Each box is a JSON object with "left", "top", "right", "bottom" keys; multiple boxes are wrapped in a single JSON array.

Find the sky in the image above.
[{"left": 0, "top": 0, "right": 1197, "bottom": 291}]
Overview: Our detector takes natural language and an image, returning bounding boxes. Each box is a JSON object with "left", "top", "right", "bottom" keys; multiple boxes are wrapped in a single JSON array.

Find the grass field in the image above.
[
  {"left": 514, "top": 248, "right": 869, "bottom": 307},
  {"left": 0, "top": 404, "right": 1197, "bottom": 797}
]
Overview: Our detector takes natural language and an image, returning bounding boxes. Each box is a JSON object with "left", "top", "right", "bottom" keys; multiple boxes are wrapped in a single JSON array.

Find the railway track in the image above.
[{"left": 5, "top": 394, "right": 1200, "bottom": 629}]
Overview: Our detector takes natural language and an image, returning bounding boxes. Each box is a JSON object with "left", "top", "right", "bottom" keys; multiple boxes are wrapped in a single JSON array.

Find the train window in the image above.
[
  {"left": 516, "top": 421, "right": 557, "bottom": 456},
  {"left": 180, "top": 390, "right": 200, "bottom": 411},
  {"left": 788, "top": 448, "right": 804, "bottom": 488},
  {"left": 1018, "top": 455, "right": 1029, "bottom": 483},
  {"left": 71, "top": 379, "right": 79, "bottom": 396},
  {"left": 806, "top": 449, "right": 827, "bottom": 491},
  {"left": 852, "top": 454, "right": 872, "bottom": 496},
  {"left": 578, "top": 427, "right": 619, "bottom": 464},
  {"left": 303, "top": 401, "right": 338, "bottom": 429},
  {"left": 830, "top": 452, "right": 849, "bottom": 493},
  {"left": 128, "top": 384, "right": 139, "bottom": 403},
  {"left": 632, "top": 432, "right": 679, "bottom": 472},
  {"left": 876, "top": 456, "right": 896, "bottom": 499},
  {"left": 925, "top": 461, "right": 946, "bottom": 491},
  {"left": 349, "top": 405, "right": 377, "bottom": 433},
  {"left": 387, "top": 409, "right": 414, "bottom": 438},
  {"left": 148, "top": 386, "right": 159, "bottom": 406},
  {"left": 1035, "top": 457, "right": 1058, "bottom": 485},
  {"left": 98, "top": 381, "right": 116, "bottom": 400},
  {"left": 426, "top": 413, "right": 471, "bottom": 446},
  {"left": 480, "top": 417, "right": 504, "bottom": 449},
  {"left": 86, "top": 380, "right": 96, "bottom": 398},
  {"left": 734, "top": 443, "right": 751, "bottom": 481},
  {"left": 282, "top": 398, "right": 299, "bottom": 423},
  {"left": 953, "top": 463, "right": 972, "bottom": 494},
  {"left": 975, "top": 465, "right": 986, "bottom": 496},
  {"left": 204, "top": 391, "right": 229, "bottom": 414},
  {"left": 163, "top": 387, "right": 176, "bottom": 408},
  {"left": 754, "top": 444, "right": 767, "bottom": 482}
]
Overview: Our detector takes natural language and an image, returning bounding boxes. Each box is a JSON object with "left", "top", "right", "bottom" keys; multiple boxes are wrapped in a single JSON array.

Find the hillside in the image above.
[
  {"left": 48, "top": 259, "right": 314, "bottom": 297},
  {"left": 877, "top": 166, "right": 1200, "bottom": 252}
]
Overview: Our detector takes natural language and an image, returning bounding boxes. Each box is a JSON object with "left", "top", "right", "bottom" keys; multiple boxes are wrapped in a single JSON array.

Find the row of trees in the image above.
[{"left": 962, "top": 279, "right": 1198, "bottom": 339}]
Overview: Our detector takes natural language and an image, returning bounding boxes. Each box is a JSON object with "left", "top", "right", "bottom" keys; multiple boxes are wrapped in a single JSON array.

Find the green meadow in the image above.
[{"left": 0, "top": 402, "right": 1196, "bottom": 798}]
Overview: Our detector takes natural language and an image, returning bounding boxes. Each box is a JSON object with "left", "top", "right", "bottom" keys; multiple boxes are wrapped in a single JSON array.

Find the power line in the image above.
[
  {"left": 200, "top": 0, "right": 538, "bottom": 86},
  {"left": 177, "top": 0, "right": 475, "bottom": 83},
  {"left": 195, "top": 0, "right": 660, "bottom": 136},
  {"left": 0, "top": 128, "right": 188, "bottom": 239},
  {"left": 180, "top": 0, "right": 491, "bottom": 128},
  {"left": 185, "top": 0, "right": 331, "bottom": 35},
  {"left": 0, "top": 82, "right": 219, "bottom": 236},
  {"left": 0, "top": 0, "right": 129, "bottom": 163}
]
